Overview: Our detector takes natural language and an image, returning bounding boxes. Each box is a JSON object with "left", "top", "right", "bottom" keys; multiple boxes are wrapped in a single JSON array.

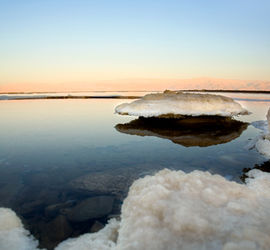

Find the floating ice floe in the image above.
[
  {"left": 2, "top": 168, "right": 270, "bottom": 250},
  {"left": 255, "top": 108, "right": 270, "bottom": 158},
  {"left": 115, "top": 117, "right": 248, "bottom": 147},
  {"left": 115, "top": 90, "right": 249, "bottom": 118}
]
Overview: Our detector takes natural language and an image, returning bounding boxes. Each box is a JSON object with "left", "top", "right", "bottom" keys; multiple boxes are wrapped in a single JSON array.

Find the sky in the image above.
[{"left": 0, "top": 0, "right": 269, "bottom": 92}]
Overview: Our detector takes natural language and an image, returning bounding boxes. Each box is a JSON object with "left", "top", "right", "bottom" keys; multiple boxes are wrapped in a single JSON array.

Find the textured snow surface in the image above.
[
  {"left": 115, "top": 91, "right": 249, "bottom": 118},
  {"left": 256, "top": 139, "right": 270, "bottom": 158},
  {"left": 1, "top": 169, "right": 270, "bottom": 250},
  {"left": 115, "top": 169, "right": 270, "bottom": 250},
  {"left": 255, "top": 108, "right": 270, "bottom": 158},
  {"left": 0, "top": 208, "right": 39, "bottom": 250}
]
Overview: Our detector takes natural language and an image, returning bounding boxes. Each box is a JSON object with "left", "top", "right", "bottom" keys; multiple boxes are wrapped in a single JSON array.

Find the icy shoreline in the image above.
[
  {"left": 2, "top": 168, "right": 270, "bottom": 250},
  {"left": 255, "top": 109, "right": 270, "bottom": 158}
]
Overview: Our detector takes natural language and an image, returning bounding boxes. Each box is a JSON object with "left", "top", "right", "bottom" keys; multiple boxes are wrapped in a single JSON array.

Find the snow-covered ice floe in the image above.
[
  {"left": 255, "top": 108, "right": 270, "bottom": 158},
  {"left": 2, "top": 169, "right": 270, "bottom": 250},
  {"left": 115, "top": 90, "right": 249, "bottom": 118}
]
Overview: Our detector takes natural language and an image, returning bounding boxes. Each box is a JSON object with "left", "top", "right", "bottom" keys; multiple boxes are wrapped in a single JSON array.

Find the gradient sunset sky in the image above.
[{"left": 0, "top": 0, "right": 269, "bottom": 92}]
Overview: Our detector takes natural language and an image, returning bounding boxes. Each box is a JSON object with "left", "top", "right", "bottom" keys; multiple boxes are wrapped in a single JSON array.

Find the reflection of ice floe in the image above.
[
  {"left": 2, "top": 169, "right": 270, "bottom": 250},
  {"left": 115, "top": 117, "right": 248, "bottom": 147},
  {"left": 255, "top": 108, "right": 270, "bottom": 158},
  {"left": 115, "top": 90, "right": 249, "bottom": 118}
]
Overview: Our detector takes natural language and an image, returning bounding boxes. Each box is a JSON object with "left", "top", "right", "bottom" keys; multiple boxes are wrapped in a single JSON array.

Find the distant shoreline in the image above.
[
  {"left": 1, "top": 89, "right": 270, "bottom": 101},
  {"left": 185, "top": 89, "right": 270, "bottom": 94},
  {"left": 0, "top": 95, "right": 140, "bottom": 100}
]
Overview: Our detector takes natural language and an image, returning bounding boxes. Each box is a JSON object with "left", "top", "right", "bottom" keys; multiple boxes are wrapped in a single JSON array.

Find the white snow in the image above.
[
  {"left": 267, "top": 108, "right": 270, "bottom": 131},
  {"left": 0, "top": 208, "right": 39, "bottom": 250},
  {"left": 256, "top": 139, "right": 270, "bottom": 158},
  {"left": 255, "top": 107, "right": 270, "bottom": 158},
  {"left": 2, "top": 168, "right": 270, "bottom": 250},
  {"left": 115, "top": 90, "right": 249, "bottom": 118},
  {"left": 115, "top": 169, "right": 270, "bottom": 250}
]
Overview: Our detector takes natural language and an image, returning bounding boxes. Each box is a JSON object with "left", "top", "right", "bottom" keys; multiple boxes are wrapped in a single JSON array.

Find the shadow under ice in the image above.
[{"left": 115, "top": 116, "right": 248, "bottom": 147}]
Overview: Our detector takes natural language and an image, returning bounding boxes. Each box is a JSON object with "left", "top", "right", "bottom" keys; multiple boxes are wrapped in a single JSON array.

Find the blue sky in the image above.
[{"left": 0, "top": 0, "right": 269, "bottom": 90}]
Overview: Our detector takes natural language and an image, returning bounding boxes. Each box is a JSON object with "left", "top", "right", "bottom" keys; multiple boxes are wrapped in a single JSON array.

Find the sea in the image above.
[{"left": 0, "top": 91, "right": 269, "bottom": 249}]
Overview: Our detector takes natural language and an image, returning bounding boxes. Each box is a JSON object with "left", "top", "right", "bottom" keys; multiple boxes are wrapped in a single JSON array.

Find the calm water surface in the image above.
[{"left": 0, "top": 92, "right": 269, "bottom": 249}]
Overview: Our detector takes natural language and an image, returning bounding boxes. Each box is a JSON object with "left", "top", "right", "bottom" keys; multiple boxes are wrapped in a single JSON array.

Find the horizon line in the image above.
[{"left": 2, "top": 89, "right": 270, "bottom": 95}]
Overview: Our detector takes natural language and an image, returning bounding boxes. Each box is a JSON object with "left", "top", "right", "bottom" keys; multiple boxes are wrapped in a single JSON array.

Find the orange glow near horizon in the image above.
[{"left": 1, "top": 77, "right": 270, "bottom": 93}]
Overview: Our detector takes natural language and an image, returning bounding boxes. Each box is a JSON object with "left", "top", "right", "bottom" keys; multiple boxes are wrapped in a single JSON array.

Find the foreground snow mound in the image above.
[
  {"left": 255, "top": 108, "right": 270, "bottom": 158},
  {"left": 115, "top": 90, "right": 249, "bottom": 118},
  {"left": 2, "top": 169, "right": 270, "bottom": 250},
  {"left": 116, "top": 169, "right": 270, "bottom": 250},
  {"left": 0, "top": 208, "right": 38, "bottom": 250}
]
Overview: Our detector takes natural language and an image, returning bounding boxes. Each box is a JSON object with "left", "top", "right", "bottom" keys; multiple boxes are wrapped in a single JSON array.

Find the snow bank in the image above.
[
  {"left": 2, "top": 168, "right": 270, "bottom": 250},
  {"left": 256, "top": 139, "right": 270, "bottom": 158},
  {"left": 255, "top": 108, "right": 270, "bottom": 158},
  {"left": 115, "top": 90, "right": 249, "bottom": 118},
  {"left": 267, "top": 108, "right": 270, "bottom": 131},
  {"left": 115, "top": 169, "right": 270, "bottom": 250},
  {"left": 0, "top": 208, "right": 38, "bottom": 250}
]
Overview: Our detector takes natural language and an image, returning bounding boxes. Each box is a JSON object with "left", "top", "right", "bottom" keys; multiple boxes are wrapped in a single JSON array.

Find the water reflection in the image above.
[{"left": 115, "top": 116, "right": 248, "bottom": 147}]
